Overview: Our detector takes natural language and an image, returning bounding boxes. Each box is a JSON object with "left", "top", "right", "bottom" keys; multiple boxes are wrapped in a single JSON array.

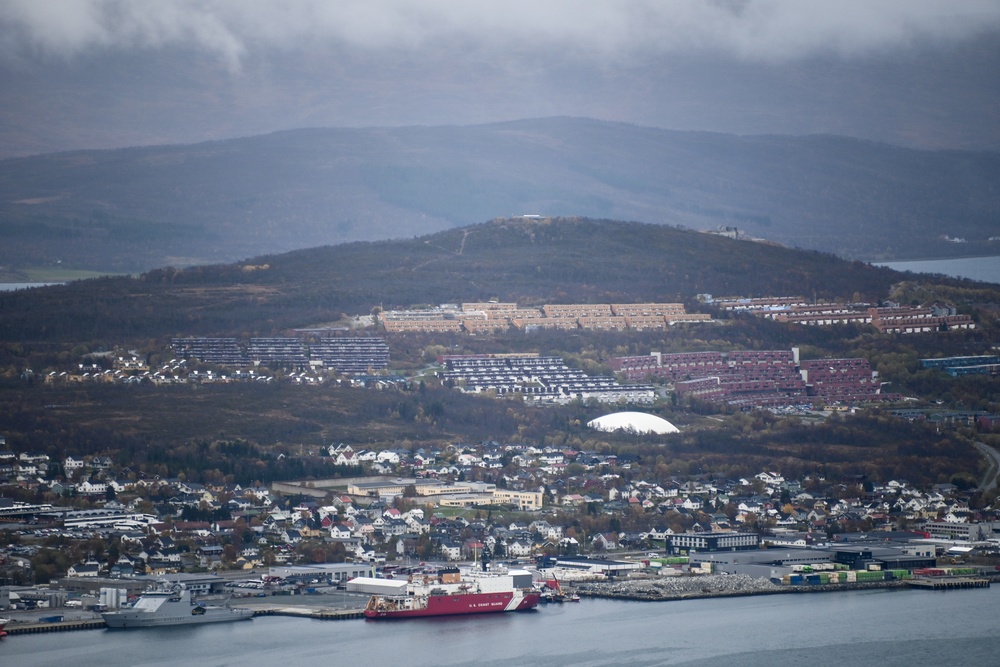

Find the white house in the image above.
[
  {"left": 508, "top": 540, "right": 533, "bottom": 558},
  {"left": 68, "top": 561, "right": 102, "bottom": 577},
  {"left": 440, "top": 541, "right": 461, "bottom": 561},
  {"left": 376, "top": 451, "right": 402, "bottom": 465},
  {"left": 77, "top": 480, "right": 108, "bottom": 495},
  {"left": 64, "top": 456, "right": 86, "bottom": 472}
]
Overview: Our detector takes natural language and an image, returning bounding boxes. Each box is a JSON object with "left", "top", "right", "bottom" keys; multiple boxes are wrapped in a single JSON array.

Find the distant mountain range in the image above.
[{"left": 1, "top": 117, "right": 997, "bottom": 274}]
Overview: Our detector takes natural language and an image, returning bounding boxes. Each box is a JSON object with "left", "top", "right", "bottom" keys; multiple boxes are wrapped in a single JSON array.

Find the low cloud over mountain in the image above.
[{"left": 2, "top": 2, "right": 999, "bottom": 156}]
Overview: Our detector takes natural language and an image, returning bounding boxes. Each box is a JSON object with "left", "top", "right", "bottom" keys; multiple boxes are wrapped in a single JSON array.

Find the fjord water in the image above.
[
  {"left": 874, "top": 256, "right": 1000, "bottom": 285},
  {"left": 0, "top": 282, "right": 63, "bottom": 291},
  {"left": 9, "top": 587, "right": 999, "bottom": 667}
]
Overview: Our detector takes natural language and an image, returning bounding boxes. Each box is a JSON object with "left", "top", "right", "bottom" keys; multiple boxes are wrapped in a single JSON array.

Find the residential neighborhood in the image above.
[{"left": 4, "top": 433, "right": 1000, "bottom": 602}]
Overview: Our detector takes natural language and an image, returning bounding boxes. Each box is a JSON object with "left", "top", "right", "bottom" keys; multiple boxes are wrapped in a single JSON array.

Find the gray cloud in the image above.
[
  {"left": 4, "top": 0, "right": 1000, "bottom": 69},
  {"left": 3, "top": 1, "right": 999, "bottom": 157}
]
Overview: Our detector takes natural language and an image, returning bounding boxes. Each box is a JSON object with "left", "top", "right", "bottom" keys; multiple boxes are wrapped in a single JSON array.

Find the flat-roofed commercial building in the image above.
[
  {"left": 493, "top": 489, "right": 543, "bottom": 511},
  {"left": 347, "top": 479, "right": 495, "bottom": 498},
  {"left": 667, "top": 532, "right": 760, "bottom": 555}
]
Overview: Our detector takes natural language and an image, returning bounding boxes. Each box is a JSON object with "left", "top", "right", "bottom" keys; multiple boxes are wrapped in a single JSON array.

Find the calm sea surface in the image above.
[
  {"left": 874, "top": 256, "right": 1000, "bottom": 285},
  {"left": 7, "top": 587, "right": 1000, "bottom": 667},
  {"left": 0, "top": 282, "right": 63, "bottom": 291}
]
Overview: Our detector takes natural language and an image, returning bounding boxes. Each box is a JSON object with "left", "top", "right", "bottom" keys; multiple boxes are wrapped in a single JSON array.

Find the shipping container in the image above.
[{"left": 914, "top": 568, "right": 945, "bottom": 577}]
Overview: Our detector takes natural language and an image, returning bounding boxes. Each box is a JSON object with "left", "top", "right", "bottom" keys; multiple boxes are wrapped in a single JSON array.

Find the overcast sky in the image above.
[
  {"left": 5, "top": 1, "right": 1000, "bottom": 64},
  {"left": 3, "top": 1, "right": 1000, "bottom": 156}
]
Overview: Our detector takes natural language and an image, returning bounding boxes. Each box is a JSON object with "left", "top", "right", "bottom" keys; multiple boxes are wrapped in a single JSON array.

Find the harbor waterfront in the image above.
[{"left": 5, "top": 585, "right": 1000, "bottom": 667}]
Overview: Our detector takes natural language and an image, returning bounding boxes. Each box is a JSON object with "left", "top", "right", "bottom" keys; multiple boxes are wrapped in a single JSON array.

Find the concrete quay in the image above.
[
  {"left": 5, "top": 618, "right": 107, "bottom": 635},
  {"left": 906, "top": 577, "right": 990, "bottom": 591},
  {"left": 0, "top": 596, "right": 369, "bottom": 636},
  {"left": 250, "top": 604, "right": 365, "bottom": 620}
]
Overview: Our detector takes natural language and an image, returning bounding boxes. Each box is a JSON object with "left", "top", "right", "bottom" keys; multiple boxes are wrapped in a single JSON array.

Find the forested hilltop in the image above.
[
  {"left": 2, "top": 118, "right": 998, "bottom": 275},
  {"left": 0, "top": 216, "right": 974, "bottom": 345}
]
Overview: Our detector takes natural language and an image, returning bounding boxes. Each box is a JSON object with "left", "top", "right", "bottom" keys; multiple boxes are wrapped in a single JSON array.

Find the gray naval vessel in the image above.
[{"left": 102, "top": 580, "right": 253, "bottom": 628}]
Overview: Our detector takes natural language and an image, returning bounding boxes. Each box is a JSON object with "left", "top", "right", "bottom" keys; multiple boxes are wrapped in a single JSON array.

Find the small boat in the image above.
[
  {"left": 0, "top": 617, "right": 9, "bottom": 640},
  {"left": 540, "top": 576, "right": 566, "bottom": 603}
]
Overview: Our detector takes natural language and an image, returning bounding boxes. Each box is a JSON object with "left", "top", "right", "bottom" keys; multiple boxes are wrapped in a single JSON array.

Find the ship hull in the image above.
[
  {"left": 100, "top": 583, "right": 253, "bottom": 629},
  {"left": 103, "top": 608, "right": 253, "bottom": 628},
  {"left": 364, "top": 591, "right": 540, "bottom": 619}
]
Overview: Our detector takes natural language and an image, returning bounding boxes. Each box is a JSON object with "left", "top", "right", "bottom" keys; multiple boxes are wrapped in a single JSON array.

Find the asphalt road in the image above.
[{"left": 973, "top": 441, "right": 1000, "bottom": 492}]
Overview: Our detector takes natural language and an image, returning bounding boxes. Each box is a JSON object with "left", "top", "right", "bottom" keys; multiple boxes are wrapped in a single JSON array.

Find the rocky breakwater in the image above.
[
  {"left": 576, "top": 574, "right": 781, "bottom": 601},
  {"left": 575, "top": 574, "right": 915, "bottom": 602}
]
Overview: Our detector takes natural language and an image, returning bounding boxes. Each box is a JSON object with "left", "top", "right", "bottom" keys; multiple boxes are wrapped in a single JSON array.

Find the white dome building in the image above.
[{"left": 587, "top": 411, "right": 679, "bottom": 435}]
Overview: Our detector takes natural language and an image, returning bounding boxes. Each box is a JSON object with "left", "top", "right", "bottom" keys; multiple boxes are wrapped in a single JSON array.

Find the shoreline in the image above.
[
  {"left": 4, "top": 574, "right": 996, "bottom": 635},
  {"left": 868, "top": 253, "right": 1000, "bottom": 264}
]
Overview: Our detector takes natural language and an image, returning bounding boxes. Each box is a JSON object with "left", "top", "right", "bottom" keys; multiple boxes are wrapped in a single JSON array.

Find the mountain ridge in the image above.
[
  {"left": 5, "top": 216, "right": 996, "bottom": 347},
  {"left": 1, "top": 118, "right": 998, "bottom": 274}
]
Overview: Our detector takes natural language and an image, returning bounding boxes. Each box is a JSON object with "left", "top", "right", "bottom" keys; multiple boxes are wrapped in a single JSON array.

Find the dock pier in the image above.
[
  {"left": 5, "top": 619, "right": 108, "bottom": 635},
  {"left": 2, "top": 604, "right": 365, "bottom": 636},
  {"left": 906, "top": 577, "right": 990, "bottom": 591},
  {"left": 251, "top": 605, "right": 365, "bottom": 620}
]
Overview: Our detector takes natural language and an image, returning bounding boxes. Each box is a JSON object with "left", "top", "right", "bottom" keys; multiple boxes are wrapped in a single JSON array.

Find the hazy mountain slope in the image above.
[{"left": 1, "top": 118, "right": 997, "bottom": 273}]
